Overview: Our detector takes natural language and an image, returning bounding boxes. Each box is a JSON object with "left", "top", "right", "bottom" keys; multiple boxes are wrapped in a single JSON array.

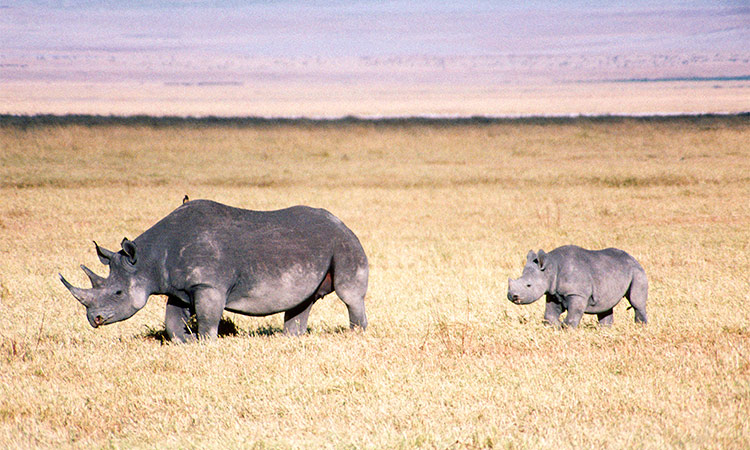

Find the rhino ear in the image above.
[
  {"left": 121, "top": 238, "right": 137, "bottom": 265},
  {"left": 94, "top": 241, "right": 115, "bottom": 265},
  {"left": 536, "top": 249, "right": 548, "bottom": 271},
  {"left": 526, "top": 250, "right": 537, "bottom": 263}
]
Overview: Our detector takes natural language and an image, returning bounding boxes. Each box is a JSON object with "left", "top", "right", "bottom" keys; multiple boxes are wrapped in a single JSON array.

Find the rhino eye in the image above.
[
  {"left": 526, "top": 284, "right": 531, "bottom": 288},
  {"left": 115, "top": 290, "right": 123, "bottom": 296}
]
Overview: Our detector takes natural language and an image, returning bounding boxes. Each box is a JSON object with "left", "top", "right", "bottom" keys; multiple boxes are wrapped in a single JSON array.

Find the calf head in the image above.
[
  {"left": 60, "top": 239, "right": 150, "bottom": 328},
  {"left": 507, "top": 250, "right": 549, "bottom": 305}
]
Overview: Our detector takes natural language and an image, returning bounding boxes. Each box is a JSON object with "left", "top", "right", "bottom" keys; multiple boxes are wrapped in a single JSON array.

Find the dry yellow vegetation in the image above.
[{"left": 1, "top": 116, "right": 748, "bottom": 449}]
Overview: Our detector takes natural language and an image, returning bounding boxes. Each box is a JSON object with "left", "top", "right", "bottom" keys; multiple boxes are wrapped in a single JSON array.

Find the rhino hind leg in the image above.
[
  {"left": 332, "top": 255, "right": 368, "bottom": 331},
  {"left": 165, "top": 296, "right": 196, "bottom": 343},
  {"left": 343, "top": 294, "right": 367, "bottom": 331},
  {"left": 626, "top": 270, "right": 648, "bottom": 324},
  {"left": 597, "top": 309, "right": 614, "bottom": 327},
  {"left": 284, "top": 297, "right": 315, "bottom": 336}
]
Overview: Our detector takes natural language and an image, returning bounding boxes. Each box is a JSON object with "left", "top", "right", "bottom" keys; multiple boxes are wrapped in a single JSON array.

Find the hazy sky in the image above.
[
  {"left": 2, "top": 1, "right": 748, "bottom": 115},
  {"left": 3, "top": 1, "right": 749, "bottom": 58}
]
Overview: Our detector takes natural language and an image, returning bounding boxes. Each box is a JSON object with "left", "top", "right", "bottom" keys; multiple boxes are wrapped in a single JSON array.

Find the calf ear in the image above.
[
  {"left": 94, "top": 241, "right": 115, "bottom": 265},
  {"left": 120, "top": 238, "right": 137, "bottom": 265},
  {"left": 526, "top": 250, "right": 537, "bottom": 263},
  {"left": 537, "top": 249, "right": 548, "bottom": 271}
]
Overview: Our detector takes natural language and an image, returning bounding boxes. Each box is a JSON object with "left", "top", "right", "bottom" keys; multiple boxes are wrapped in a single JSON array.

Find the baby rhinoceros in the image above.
[
  {"left": 507, "top": 245, "right": 647, "bottom": 328},
  {"left": 60, "top": 199, "right": 369, "bottom": 342}
]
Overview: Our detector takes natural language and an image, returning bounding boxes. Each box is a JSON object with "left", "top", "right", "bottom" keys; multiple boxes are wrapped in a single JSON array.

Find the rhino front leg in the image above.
[
  {"left": 165, "top": 296, "right": 196, "bottom": 343},
  {"left": 192, "top": 287, "right": 226, "bottom": 340},
  {"left": 543, "top": 294, "right": 563, "bottom": 328},
  {"left": 562, "top": 295, "right": 587, "bottom": 329}
]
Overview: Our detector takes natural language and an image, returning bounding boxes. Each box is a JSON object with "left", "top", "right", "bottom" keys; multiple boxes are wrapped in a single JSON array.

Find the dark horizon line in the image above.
[{"left": 1, "top": 112, "right": 748, "bottom": 128}]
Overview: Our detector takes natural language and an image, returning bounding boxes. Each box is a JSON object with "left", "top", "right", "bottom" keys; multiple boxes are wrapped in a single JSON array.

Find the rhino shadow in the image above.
[
  {"left": 142, "top": 316, "right": 350, "bottom": 343},
  {"left": 142, "top": 316, "right": 243, "bottom": 343}
]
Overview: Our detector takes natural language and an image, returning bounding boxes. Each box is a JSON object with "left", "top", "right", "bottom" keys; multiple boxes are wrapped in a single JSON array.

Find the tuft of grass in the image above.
[{"left": 588, "top": 174, "right": 697, "bottom": 187}]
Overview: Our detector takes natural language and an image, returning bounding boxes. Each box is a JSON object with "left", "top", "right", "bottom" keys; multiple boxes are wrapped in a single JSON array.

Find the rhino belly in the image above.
[
  {"left": 224, "top": 264, "right": 327, "bottom": 315},
  {"left": 585, "top": 274, "right": 632, "bottom": 313}
]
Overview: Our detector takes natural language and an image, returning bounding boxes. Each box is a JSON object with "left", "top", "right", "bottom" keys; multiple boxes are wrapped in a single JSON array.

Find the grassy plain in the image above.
[{"left": 0, "top": 116, "right": 748, "bottom": 449}]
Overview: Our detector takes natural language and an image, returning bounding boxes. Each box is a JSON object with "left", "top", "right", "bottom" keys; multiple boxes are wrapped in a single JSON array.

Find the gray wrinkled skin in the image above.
[
  {"left": 60, "top": 200, "right": 369, "bottom": 341},
  {"left": 507, "top": 245, "right": 647, "bottom": 328}
]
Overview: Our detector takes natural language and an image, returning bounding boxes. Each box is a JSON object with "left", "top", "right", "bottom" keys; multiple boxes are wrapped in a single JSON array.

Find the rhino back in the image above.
[
  {"left": 550, "top": 245, "right": 640, "bottom": 311},
  {"left": 133, "top": 200, "right": 356, "bottom": 293}
]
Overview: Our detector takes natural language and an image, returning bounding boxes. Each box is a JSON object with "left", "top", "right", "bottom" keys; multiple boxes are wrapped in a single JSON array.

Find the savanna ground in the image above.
[{"left": 0, "top": 115, "right": 748, "bottom": 449}]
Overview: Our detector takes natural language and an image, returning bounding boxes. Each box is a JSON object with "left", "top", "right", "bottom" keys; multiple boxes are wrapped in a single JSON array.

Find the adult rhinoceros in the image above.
[{"left": 60, "top": 200, "right": 369, "bottom": 341}]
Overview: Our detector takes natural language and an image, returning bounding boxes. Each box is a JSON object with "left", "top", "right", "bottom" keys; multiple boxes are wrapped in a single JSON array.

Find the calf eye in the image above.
[
  {"left": 115, "top": 290, "right": 123, "bottom": 296},
  {"left": 526, "top": 284, "right": 531, "bottom": 288}
]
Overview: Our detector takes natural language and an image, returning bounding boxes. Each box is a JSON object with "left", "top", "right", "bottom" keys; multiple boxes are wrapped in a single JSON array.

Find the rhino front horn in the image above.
[{"left": 59, "top": 274, "right": 94, "bottom": 307}]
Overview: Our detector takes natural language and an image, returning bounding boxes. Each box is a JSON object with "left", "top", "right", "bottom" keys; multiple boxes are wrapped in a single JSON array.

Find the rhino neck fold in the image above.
[
  {"left": 153, "top": 248, "right": 173, "bottom": 296},
  {"left": 546, "top": 262, "right": 558, "bottom": 295},
  {"left": 130, "top": 247, "right": 166, "bottom": 300}
]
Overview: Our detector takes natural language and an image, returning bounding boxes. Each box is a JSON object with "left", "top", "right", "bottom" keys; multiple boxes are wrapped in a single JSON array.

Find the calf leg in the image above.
[
  {"left": 165, "top": 296, "right": 195, "bottom": 343},
  {"left": 543, "top": 295, "right": 563, "bottom": 328},
  {"left": 562, "top": 295, "right": 587, "bottom": 329},
  {"left": 192, "top": 287, "right": 226, "bottom": 340},
  {"left": 597, "top": 309, "right": 614, "bottom": 327},
  {"left": 627, "top": 270, "right": 648, "bottom": 324},
  {"left": 284, "top": 297, "right": 315, "bottom": 336}
]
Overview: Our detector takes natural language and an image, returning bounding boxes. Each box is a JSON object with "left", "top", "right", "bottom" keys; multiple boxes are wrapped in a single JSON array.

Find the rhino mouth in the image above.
[
  {"left": 89, "top": 314, "right": 110, "bottom": 328},
  {"left": 507, "top": 292, "right": 535, "bottom": 305}
]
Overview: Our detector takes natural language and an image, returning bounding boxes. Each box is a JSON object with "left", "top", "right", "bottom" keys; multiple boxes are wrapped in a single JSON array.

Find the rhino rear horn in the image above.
[
  {"left": 59, "top": 274, "right": 95, "bottom": 307},
  {"left": 80, "top": 264, "right": 106, "bottom": 288}
]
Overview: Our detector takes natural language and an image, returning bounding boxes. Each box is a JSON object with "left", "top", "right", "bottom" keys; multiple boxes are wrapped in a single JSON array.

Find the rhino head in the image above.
[
  {"left": 507, "top": 249, "right": 550, "bottom": 305},
  {"left": 60, "top": 239, "right": 150, "bottom": 328}
]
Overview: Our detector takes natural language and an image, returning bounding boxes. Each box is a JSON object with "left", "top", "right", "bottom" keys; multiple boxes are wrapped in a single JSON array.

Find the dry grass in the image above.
[{"left": 1, "top": 117, "right": 748, "bottom": 449}]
